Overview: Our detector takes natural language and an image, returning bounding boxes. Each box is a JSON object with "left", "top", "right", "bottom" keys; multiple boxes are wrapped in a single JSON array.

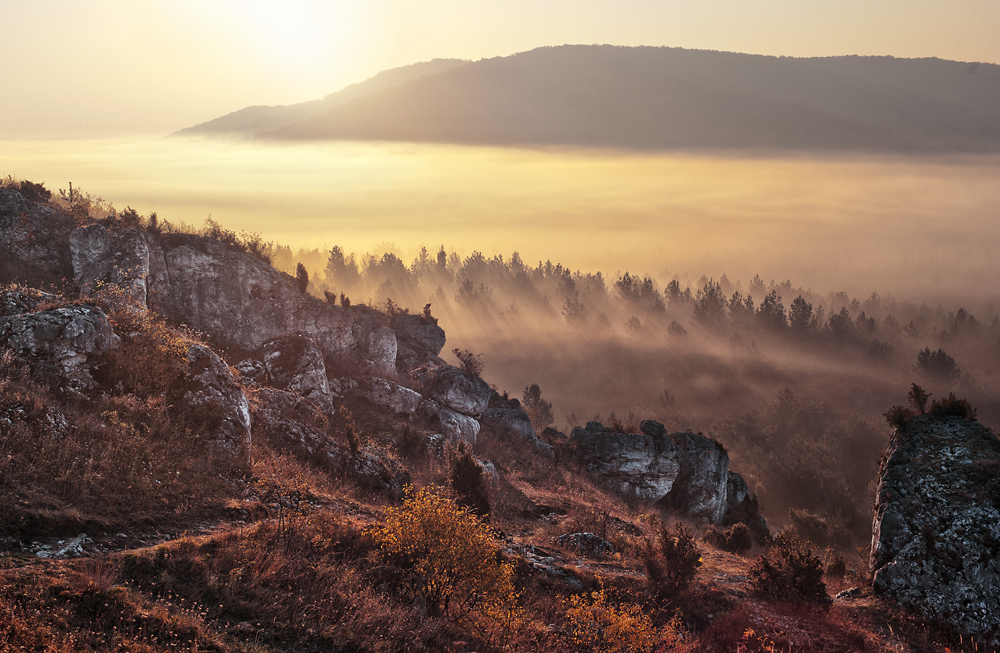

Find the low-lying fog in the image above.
[
  {"left": 5, "top": 137, "right": 1000, "bottom": 304},
  {"left": 7, "top": 136, "right": 1000, "bottom": 544}
]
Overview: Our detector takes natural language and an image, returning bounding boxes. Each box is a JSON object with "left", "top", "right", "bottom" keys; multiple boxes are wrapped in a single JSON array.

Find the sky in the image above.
[{"left": 2, "top": 0, "right": 1000, "bottom": 138}]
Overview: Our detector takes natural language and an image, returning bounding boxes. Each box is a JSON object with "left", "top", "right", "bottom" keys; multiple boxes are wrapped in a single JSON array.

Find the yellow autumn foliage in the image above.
[
  {"left": 566, "top": 587, "right": 688, "bottom": 653},
  {"left": 369, "top": 485, "right": 518, "bottom": 623}
]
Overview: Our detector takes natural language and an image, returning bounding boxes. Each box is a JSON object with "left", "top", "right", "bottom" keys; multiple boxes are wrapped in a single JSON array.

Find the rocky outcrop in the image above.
[
  {"left": 262, "top": 334, "right": 334, "bottom": 413},
  {"left": 181, "top": 344, "right": 251, "bottom": 458},
  {"left": 366, "top": 378, "right": 423, "bottom": 417},
  {"left": 479, "top": 391, "right": 552, "bottom": 453},
  {"left": 414, "top": 363, "right": 492, "bottom": 418},
  {"left": 0, "top": 190, "right": 75, "bottom": 286},
  {"left": 251, "top": 387, "right": 339, "bottom": 465},
  {"left": 0, "top": 305, "right": 119, "bottom": 385},
  {"left": 68, "top": 227, "right": 399, "bottom": 373},
  {"left": 70, "top": 225, "right": 157, "bottom": 304},
  {"left": 420, "top": 400, "right": 481, "bottom": 446},
  {"left": 570, "top": 419, "right": 731, "bottom": 523},
  {"left": 392, "top": 313, "right": 446, "bottom": 372},
  {"left": 871, "top": 415, "right": 1000, "bottom": 647},
  {"left": 0, "top": 288, "right": 58, "bottom": 318}
]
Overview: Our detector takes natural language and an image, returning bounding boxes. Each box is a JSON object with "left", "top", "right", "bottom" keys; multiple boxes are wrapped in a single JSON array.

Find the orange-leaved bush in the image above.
[
  {"left": 565, "top": 586, "right": 688, "bottom": 652},
  {"left": 368, "top": 485, "right": 518, "bottom": 623}
]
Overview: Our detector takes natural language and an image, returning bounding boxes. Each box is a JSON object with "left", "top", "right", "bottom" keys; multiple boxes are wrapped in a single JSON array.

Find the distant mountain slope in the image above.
[
  {"left": 173, "top": 58, "right": 469, "bottom": 137},
  {"left": 257, "top": 45, "right": 1000, "bottom": 152}
]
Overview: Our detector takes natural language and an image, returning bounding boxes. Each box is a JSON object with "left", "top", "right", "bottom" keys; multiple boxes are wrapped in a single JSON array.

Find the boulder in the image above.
[
  {"left": 352, "top": 316, "right": 397, "bottom": 375},
  {"left": 348, "top": 451, "right": 411, "bottom": 500},
  {"left": 262, "top": 334, "right": 333, "bottom": 413},
  {"left": 553, "top": 532, "right": 615, "bottom": 558},
  {"left": 181, "top": 344, "right": 251, "bottom": 458},
  {"left": 393, "top": 312, "right": 446, "bottom": 372},
  {"left": 479, "top": 391, "right": 552, "bottom": 454},
  {"left": 365, "top": 378, "right": 423, "bottom": 417},
  {"left": 414, "top": 363, "right": 491, "bottom": 418},
  {"left": 0, "top": 305, "right": 119, "bottom": 384},
  {"left": 871, "top": 415, "right": 1000, "bottom": 647},
  {"left": 234, "top": 358, "right": 266, "bottom": 385},
  {"left": 420, "top": 399, "right": 481, "bottom": 446},
  {"left": 570, "top": 420, "right": 730, "bottom": 523}
]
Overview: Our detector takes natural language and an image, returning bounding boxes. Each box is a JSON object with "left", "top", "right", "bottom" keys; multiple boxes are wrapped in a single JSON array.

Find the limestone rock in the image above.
[
  {"left": 479, "top": 391, "right": 552, "bottom": 454},
  {"left": 251, "top": 387, "right": 340, "bottom": 466},
  {"left": 365, "top": 378, "right": 423, "bottom": 417},
  {"left": 262, "top": 334, "right": 333, "bottom": 413},
  {"left": 0, "top": 288, "right": 58, "bottom": 317},
  {"left": 870, "top": 415, "right": 1000, "bottom": 647},
  {"left": 570, "top": 420, "right": 730, "bottom": 523},
  {"left": 420, "top": 399, "right": 481, "bottom": 446},
  {"left": 234, "top": 358, "right": 266, "bottom": 385},
  {"left": 393, "top": 312, "right": 446, "bottom": 372},
  {"left": 181, "top": 343, "right": 251, "bottom": 458},
  {"left": 0, "top": 190, "right": 75, "bottom": 285},
  {"left": 69, "top": 224, "right": 156, "bottom": 304},
  {"left": 415, "top": 363, "right": 491, "bottom": 418},
  {"left": 351, "top": 316, "right": 397, "bottom": 375},
  {"left": 553, "top": 532, "right": 615, "bottom": 558},
  {"left": 0, "top": 305, "right": 119, "bottom": 383}
]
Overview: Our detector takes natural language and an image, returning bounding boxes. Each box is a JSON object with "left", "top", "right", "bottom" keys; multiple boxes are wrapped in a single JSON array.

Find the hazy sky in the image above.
[{"left": 2, "top": 0, "right": 999, "bottom": 138}]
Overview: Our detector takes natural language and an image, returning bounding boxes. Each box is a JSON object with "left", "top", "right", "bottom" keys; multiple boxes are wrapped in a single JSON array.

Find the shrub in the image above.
[
  {"left": 704, "top": 523, "right": 752, "bottom": 555},
  {"left": 453, "top": 348, "right": 484, "bottom": 377},
  {"left": 7, "top": 177, "right": 52, "bottom": 203},
  {"left": 928, "top": 392, "right": 977, "bottom": 420},
  {"left": 335, "top": 406, "right": 360, "bottom": 454},
  {"left": 93, "top": 282, "right": 189, "bottom": 398},
  {"left": 450, "top": 443, "right": 491, "bottom": 519},
  {"left": 746, "top": 533, "right": 829, "bottom": 605},
  {"left": 369, "top": 486, "right": 517, "bottom": 621},
  {"left": 884, "top": 405, "right": 914, "bottom": 428},
  {"left": 644, "top": 522, "right": 702, "bottom": 601},
  {"left": 907, "top": 382, "right": 930, "bottom": 413},
  {"left": 565, "top": 587, "right": 687, "bottom": 653}
]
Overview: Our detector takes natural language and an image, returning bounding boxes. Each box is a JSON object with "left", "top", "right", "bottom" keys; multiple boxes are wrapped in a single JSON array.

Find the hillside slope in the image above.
[
  {"left": 173, "top": 58, "right": 468, "bottom": 138},
  {"left": 258, "top": 45, "right": 1000, "bottom": 152}
]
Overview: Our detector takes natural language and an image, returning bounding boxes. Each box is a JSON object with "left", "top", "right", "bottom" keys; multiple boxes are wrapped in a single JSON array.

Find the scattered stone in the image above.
[
  {"left": 553, "top": 532, "right": 616, "bottom": 558},
  {"left": 35, "top": 534, "right": 91, "bottom": 559}
]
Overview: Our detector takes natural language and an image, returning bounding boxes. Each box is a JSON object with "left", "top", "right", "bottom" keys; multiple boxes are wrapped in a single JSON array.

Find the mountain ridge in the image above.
[{"left": 180, "top": 45, "right": 1000, "bottom": 153}]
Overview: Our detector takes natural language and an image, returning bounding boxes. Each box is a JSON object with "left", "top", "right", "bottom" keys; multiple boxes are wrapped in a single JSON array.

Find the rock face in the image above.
[
  {"left": 0, "top": 190, "right": 75, "bottom": 286},
  {"left": 0, "top": 305, "right": 119, "bottom": 382},
  {"left": 70, "top": 225, "right": 156, "bottom": 304},
  {"left": 69, "top": 227, "right": 400, "bottom": 373},
  {"left": 181, "top": 344, "right": 252, "bottom": 458},
  {"left": 392, "top": 313, "right": 446, "bottom": 372},
  {"left": 415, "top": 364, "right": 492, "bottom": 418},
  {"left": 0, "top": 288, "right": 58, "bottom": 318},
  {"left": 871, "top": 415, "right": 1000, "bottom": 646},
  {"left": 570, "top": 419, "right": 731, "bottom": 523},
  {"left": 251, "top": 387, "right": 339, "bottom": 465},
  {"left": 366, "top": 378, "right": 423, "bottom": 417},
  {"left": 262, "top": 334, "right": 333, "bottom": 413}
]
